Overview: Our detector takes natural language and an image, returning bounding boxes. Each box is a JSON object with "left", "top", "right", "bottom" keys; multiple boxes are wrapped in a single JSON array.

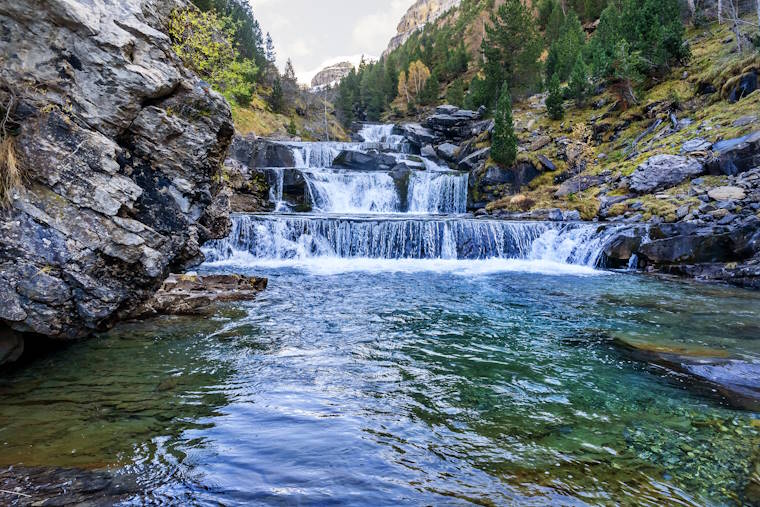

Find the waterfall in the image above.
[
  {"left": 203, "top": 214, "right": 620, "bottom": 268},
  {"left": 303, "top": 169, "right": 401, "bottom": 214},
  {"left": 407, "top": 171, "right": 469, "bottom": 214},
  {"left": 206, "top": 123, "right": 620, "bottom": 274}
]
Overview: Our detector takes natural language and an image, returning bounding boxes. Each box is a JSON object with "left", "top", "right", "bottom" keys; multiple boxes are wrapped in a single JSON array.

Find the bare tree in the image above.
[
  {"left": 686, "top": 0, "right": 696, "bottom": 23},
  {"left": 718, "top": 0, "right": 723, "bottom": 23},
  {"left": 725, "top": 0, "right": 745, "bottom": 51}
]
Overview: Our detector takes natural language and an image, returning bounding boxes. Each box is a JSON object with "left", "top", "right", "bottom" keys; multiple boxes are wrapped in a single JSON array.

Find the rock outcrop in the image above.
[
  {"left": 130, "top": 273, "right": 267, "bottom": 318},
  {"left": 384, "top": 0, "right": 461, "bottom": 57},
  {"left": 0, "top": 0, "right": 234, "bottom": 347},
  {"left": 630, "top": 155, "right": 705, "bottom": 194},
  {"left": 310, "top": 62, "right": 354, "bottom": 89}
]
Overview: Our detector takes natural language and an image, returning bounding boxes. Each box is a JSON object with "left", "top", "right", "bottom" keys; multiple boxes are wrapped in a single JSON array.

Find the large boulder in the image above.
[
  {"left": 630, "top": 155, "right": 705, "bottom": 193},
  {"left": 225, "top": 135, "right": 272, "bottom": 212},
  {"left": 333, "top": 150, "right": 398, "bottom": 171},
  {"left": 0, "top": 0, "right": 234, "bottom": 343},
  {"left": 399, "top": 123, "right": 440, "bottom": 148},
  {"left": 708, "top": 130, "right": 760, "bottom": 176},
  {"left": 252, "top": 140, "right": 297, "bottom": 168},
  {"left": 638, "top": 219, "right": 759, "bottom": 265}
]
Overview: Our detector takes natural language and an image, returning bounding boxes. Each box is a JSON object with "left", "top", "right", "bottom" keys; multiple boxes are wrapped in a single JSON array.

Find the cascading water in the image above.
[{"left": 206, "top": 123, "right": 620, "bottom": 274}]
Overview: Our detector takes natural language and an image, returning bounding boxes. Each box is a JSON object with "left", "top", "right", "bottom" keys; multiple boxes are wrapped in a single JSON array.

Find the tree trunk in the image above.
[
  {"left": 756, "top": 0, "right": 760, "bottom": 30},
  {"left": 718, "top": 0, "right": 723, "bottom": 23}
]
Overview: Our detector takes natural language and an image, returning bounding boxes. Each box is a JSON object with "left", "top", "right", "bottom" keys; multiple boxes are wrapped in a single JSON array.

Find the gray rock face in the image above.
[
  {"left": 630, "top": 155, "right": 705, "bottom": 193},
  {"left": 708, "top": 186, "right": 746, "bottom": 201},
  {"left": 0, "top": 0, "right": 234, "bottom": 342},
  {"left": 252, "top": 141, "right": 297, "bottom": 168},
  {"left": 708, "top": 130, "right": 760, "bottom": 176},
  {"left": 435, "top": 142, "right": 459, "bottom": 162}
]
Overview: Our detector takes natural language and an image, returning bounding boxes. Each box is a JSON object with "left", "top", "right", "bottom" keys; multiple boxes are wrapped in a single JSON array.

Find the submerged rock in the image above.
[
  {"left": 0, "top": 0, "right": 234, "bottom": 342},
  {"left": 129, "top": 274, "right": 268, "bottom": 318},
  {"left": 613, "top": 337, "right": 760, "bottom": 411}
]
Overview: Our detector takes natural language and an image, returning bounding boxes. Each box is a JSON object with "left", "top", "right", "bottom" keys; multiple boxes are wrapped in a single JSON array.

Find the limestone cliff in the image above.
[
  {"left": 0, "top": 0, "right": 234, "bottom": 345},
  {"left": 384, "top": 0, "right": 461, "bottom": 57},
  {"left": 311, "top": 62, "right": 354, "bottom": 89}
]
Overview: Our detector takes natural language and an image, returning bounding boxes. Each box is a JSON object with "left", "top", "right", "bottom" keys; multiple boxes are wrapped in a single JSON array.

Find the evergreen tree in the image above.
[
  {"left": 546, "top": 2, "right": 566, "bottom": 45},
  {"left": 537, "top": 0, "right": 558, "bottom": 29},
  {"left": 421, "top": 70, "right": 440, "bottom": 105},
  {"left": 284, "top": 59, "right": 297, "bottom": 83},
  {"left": 568, "top": 55, "right": 591, "bottom": 106},
  {"left": 557, "top": 11, "right": 586, "bottom": 80},
  {"left": 269, "top": 77, "right": 284, "bottom": 113},
  {"left": 446, "top": 78, "right": 466, "bottom": 108},
  {"left": 287, "top": 117, "right": 297, "bottom": 136},
  {"left": 546, "top": 73, "right": 564, "bottom": 120},
  {"left": 480, "top": 0, "right": 542, "bottom": 108},
  {"left": 492, "top": 84, "right": 517, "bottom": 167},
  {"left": 265, "top": 32, "right": 275, "bottom": 63},
  {"left": 545, "top": 44, "right": 560, "bottom": 85}
]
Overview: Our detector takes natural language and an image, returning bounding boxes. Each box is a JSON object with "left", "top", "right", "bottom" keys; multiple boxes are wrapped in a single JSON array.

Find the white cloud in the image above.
[{"left": 250, "top": 0, "right": 415, "bottom": 85}]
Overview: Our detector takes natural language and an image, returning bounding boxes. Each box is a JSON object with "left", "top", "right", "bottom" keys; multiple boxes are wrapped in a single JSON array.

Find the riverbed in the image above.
[{"left": 1, "top": 266, "right": 758, "bottom": 505}]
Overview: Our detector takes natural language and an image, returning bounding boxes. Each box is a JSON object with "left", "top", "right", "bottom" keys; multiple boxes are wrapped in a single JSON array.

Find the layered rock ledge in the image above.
[{"left": 0, "top": 1, "right": 234, "bottom": 350}]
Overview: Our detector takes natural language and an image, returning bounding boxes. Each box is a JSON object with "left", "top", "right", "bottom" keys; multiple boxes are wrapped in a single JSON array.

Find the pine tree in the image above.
[
  {"left": 287, "top": 117, "right": 297, "bottom": 136},
  {"left": 546, "top": 2, "right": 566, "bottom": 45},
  {"left": 270, "top": 77, "right": 284, "bottom": 113},
  {"left": 546, "top": 73, "right": 564, "bottom": 120},
  {"left": 557, "top": 11, "right": 586, "bottom": 80},
  {"left": 265, "top": 32, "right": 276, "bottom": 63},
  {"left": 284, "top": 59, "right": 297, "bottom": 83},
  {"left": 568, "top": 55, "right": 591, "bottom": 106},
  {"left": 421, "top": 70, "right": 440, "bottom": 105},
  {"left": 446, "top": 78, "right": 466, "bottom": 108},
  {"left": 545, "top": 44, "right": 560, "bottom": 84},
  {"left": 492, "top": 84, "right": 517, "bottom": 167},
  {"left": 481, "top": 0, "right": 542, "bottom": 107}
]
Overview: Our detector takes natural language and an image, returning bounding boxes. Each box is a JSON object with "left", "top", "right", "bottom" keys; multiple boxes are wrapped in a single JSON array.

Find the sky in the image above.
[{"left": 250, "top": 0, "right": 416, "bottom": 85}]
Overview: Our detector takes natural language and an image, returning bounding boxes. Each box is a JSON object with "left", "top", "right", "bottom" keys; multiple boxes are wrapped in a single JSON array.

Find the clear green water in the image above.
[{"left": 0, "top": 269, "right": 758, "bottom": 506}]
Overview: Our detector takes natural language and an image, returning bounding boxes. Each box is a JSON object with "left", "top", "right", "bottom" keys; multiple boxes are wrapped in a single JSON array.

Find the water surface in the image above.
[{"left": 1, "top": 268, "right": 758, "bottom": 506}]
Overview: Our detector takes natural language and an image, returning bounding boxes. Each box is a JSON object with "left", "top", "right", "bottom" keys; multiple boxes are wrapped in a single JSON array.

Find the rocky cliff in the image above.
[
  {"left": 0, "top": 0, "right": 234, "bottom": 352},
  {"left": 384, "top": 0, "right": 461, "bottom": 57},
  {"left": 311, "top": 62, "right": 354, "bottom": 89}
]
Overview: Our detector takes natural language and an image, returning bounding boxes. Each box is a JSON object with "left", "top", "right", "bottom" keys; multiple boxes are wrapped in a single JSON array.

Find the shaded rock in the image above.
[
  {"left": 708, "top": 186, "right": 746, "bottom": 201},
  {"left": 0, "top": 328, "right": 24, "bottom": 366},
  {"left": 638, "top": 219, "right": 760, "bottom": 265},
  {"left": 680, "top": 138, "right": 712, "bottom": 154},
  {"left": 333, "top": 150, "right": 398, "bottom": 171},
  {"left": 602, "top": 232, "right": 644, "bottom": 268},
  {"left": 458, "top": 148, "right": 490, "bottom": 172},
  {"left": 630, "top": 155, "right": 705, "bottom": 193},
  {"left": 727, "top": 71, "right": 758, "bottom": 103},
  {"left": 0, "top": 0, "right": 234, "bottom": 340},
  {"left": 555, "top": 173, "right": 607, "bottom": 197},
  {"left": 252, "top": 140, "right": 297, "bottom": 168},
  {"left": 708, "top": 131, "right": 760, "bottom": 176},
  {"left": 421, "top": 144, "right": 438, "bottom": 159},
  {"left": 436, "top": 142, "right": 459, "bottom": 162},
  {"left": 400, "top": 123, "right": 440, "bottom": 148},
  {"left": 130, "top": 274, "right": 268, "bottom": 318},
  {"left": 537, "top": 154, "right": 556, "bottom": 172}
]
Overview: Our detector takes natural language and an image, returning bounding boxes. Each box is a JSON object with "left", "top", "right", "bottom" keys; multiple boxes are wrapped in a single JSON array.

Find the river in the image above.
[{"left": 0, "top": 126, "right": 758, "bottom": 505}]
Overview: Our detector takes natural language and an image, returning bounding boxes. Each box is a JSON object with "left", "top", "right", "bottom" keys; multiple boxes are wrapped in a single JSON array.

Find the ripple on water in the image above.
[{"left": 0, "top": 271, "right": 758, "bottom": 506}]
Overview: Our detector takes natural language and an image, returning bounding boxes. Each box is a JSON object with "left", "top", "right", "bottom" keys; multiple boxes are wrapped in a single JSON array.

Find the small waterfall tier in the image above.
[
  {"left": 206, "top": 123, "right": 620, "bottom": 274},
  {"left": 203, "top": 214, "right": 619, "bottom": 266}
]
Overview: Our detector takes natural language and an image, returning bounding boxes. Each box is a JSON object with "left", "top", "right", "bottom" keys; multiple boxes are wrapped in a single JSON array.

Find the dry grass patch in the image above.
[{"left": 0, "top": 135, "right": 21, "bottom": 208}]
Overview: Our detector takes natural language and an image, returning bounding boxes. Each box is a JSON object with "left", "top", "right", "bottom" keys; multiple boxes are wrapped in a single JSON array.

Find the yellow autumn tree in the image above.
[
  {"left": 407, "top": 60, "right": 431, "bottom": 98},
  {"left": 398, "top": 61, "right": 430, "bottom": 104},
  {"left": 398, "top": 71, "right": 410, "bottom": 103}
]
